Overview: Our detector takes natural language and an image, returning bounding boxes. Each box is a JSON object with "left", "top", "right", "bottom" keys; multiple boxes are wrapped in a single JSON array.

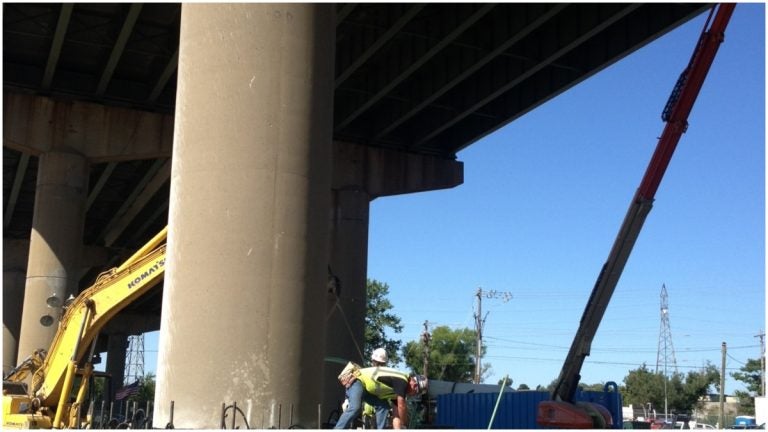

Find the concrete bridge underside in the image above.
[{"left": 3, "top": 3, "right": 708, "bottom": 428}]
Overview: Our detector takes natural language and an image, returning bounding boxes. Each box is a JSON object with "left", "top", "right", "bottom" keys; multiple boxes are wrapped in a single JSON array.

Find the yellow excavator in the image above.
[{"left": 3, "top": 227, "right": 167, "bottom": 429}]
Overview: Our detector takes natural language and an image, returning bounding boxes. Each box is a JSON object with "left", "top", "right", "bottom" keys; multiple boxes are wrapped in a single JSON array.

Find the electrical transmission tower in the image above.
[
  {"left": 473, "top": 287, "right": 512, "bottom": 384},
  {"left": 124, "top": 334, "right": 145, "bottom": 385},
  {"left": 656, "top": 284, "right": 678, "bottom": 376}
]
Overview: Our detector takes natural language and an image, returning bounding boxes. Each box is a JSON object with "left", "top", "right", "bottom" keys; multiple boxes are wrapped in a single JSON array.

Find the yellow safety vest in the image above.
[{"left": 357, "top": 367, "right": 409, "bottom": 400}]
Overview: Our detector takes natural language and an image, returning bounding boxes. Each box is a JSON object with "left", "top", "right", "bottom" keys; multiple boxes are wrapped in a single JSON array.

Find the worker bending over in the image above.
[{"left": 335, "top": 361, "right": 428, "bottom": 429}]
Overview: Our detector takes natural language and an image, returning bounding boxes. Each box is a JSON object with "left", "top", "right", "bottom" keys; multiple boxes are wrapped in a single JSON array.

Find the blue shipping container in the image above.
[{"left": 435, "top": 383, "right": 622, "bottom": 429}]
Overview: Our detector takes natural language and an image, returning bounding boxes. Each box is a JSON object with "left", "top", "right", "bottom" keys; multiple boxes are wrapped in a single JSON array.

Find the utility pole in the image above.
[
  {"left": 421, "top": 321, "right": 431, "bottom": 424},
  {"left": 473, "top": 287, "right": 512, "bottom": 384},
  {"left": 757, "top": 330, "right": 766, "bottom": 397},
  {"left": 720, "top": 342, "right": 726, "bottom": 428},
  {"left": 421, "top": 321, "right": 431, "bottom": 377}
]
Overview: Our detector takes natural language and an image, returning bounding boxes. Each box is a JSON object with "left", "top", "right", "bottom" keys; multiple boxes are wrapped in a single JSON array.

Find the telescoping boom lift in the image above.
[
  {"left": 537, "top": 3, "right": 735, "bottom": 428},
  {"left": 3, "top": 228, "right": 168, "bottom": 429}
]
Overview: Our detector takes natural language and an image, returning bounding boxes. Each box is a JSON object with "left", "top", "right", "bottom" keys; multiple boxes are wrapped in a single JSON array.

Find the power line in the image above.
[
  {"left": 483, "top": 354, "right": 747, "bottom": 371},
  {"left": 726, "top": 353, "right": 746, "bottom": 365},
  {"left": 485, "top": 337, "right": 760, "bottom": 354}
]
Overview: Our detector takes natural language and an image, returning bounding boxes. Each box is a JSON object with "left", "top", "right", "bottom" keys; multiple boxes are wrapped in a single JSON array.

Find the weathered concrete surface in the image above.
[
  {"left": 4, "top": 238, "right": 112, "bottom": 373},
  {"left": 332, "top": 141, "right": 464, "bottom": 199},
  {"left": 323, "top": 187, "right": 370, "bottom": 419},
  {"left": 3, "top": 239, "right": 28, "bottom": 372},
  {"left": 17, "top": 151, "right": 88, "bottom": 362},
  {"left": 3, "top": 93, "right": 173, "bottom": 161},
  {"left": 319, "top": 141, "right": 464, "bottom": 418},
  {"left": 155, "top": 4, "right": 335, "bottom": 428}
]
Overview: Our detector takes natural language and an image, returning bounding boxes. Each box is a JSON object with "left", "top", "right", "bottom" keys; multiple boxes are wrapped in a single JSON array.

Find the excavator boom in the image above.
[
  {"left": 538, "top": 3, "right": 735, "bottom": 428},
  {"left": 3, "top": 227, "right": 168, "bottom": 429}
]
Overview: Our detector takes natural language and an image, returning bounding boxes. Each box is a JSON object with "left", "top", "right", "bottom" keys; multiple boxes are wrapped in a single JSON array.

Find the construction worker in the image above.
[
  {"left": 370, "top": 347, "right": 388, "bottom": 367},
  {"left": 335, "top": 364, "right": 428, "bottom": 429},
  {"left": 362, "top": 348, "right": 390, "bottom": 425}
]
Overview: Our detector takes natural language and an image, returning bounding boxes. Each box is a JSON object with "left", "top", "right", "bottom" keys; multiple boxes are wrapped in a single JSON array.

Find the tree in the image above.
[
  {"left": 731, "top": 358, "right": 763, "bottom": 415},
  {"left": 622, "top": 365, "right": 664, "bottom": 408},
  {"left": 677, "top": 364, "right": 719, "bottom": 410},
  {"left": 402, "top": 325, "right": 488, "bottom": 382},
  {"left": 496, "top": 376, "right": 513, "bottom": 387},
  {"left": 122, "top": 373, "right": 154, "bottom": 427},
  {"left": 365, "top": 279, "right": 404, "bottom": 365},
  {"left": 130, "top": 372, "right": 155, "bottom": 406},
  {"left": 621, "top": 363, "right": 719, "bottom": 415},
  {"left": 731, "top": 358, "right": 763, "bottom": 394},
  {"left": 581, "top": 382, "right": 609, "bottom": 392},
  {"left": 541, "top": 378, "right": 605, "bottom": 394}
]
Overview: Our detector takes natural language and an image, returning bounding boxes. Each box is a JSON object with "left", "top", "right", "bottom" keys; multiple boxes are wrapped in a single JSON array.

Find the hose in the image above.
[{"left": 487, "top": 375, "right": 509, "bottom": 429}]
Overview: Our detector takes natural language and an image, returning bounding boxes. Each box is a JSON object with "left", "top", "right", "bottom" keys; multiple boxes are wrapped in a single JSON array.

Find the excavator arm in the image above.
[
  {"left": 537, "top": 4, "right": 735, "bottom": 428},
  {"left": 3, "top": 227, "right": 168, "bottom": 429}
]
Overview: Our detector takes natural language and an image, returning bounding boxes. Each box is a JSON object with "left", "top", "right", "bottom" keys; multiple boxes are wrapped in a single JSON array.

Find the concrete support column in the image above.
[
  {"left": 17, "top": 151, "right": 87, "bottom": 362},
  {"left": 323, "top": 188, "right": 371, "bottom": 420},
  {"left": 106, "top": 333, "right": 128, "bottom": 402},
  {"left": 4, "top": 326, "right": 17, "bottom": 375},
  {"left": 155, "top": 4, "right": 335, "bottom": 429},
  {"left": 3, "top": 240, "right": 27, "bottom": 374},
  {"left": 4, "top": 270, "right": 25, "bottom": 373}
]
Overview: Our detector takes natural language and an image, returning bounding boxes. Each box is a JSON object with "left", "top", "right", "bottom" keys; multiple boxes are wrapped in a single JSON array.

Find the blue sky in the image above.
[
  {"left": 137, "top": 4, "right": 764, "bottom": 397},
  {"left": 366, "top": 4, "right": 765, "bottom": 394}
]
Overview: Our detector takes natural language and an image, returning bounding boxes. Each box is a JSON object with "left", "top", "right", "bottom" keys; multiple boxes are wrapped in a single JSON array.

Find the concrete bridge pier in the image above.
[
  {"left": 106, "top": 334, "right": 128, "bottom": 401},
  {"left": 323, "top": 183, "right": 370, "bottom": 421},
  {"left": 17, "top": 151, "right": 88, "bottom": 363},
  {"left": 154, "top": 4, "right": 335, "bottom": 428},
  {"left": 321, "top": 141, "right": 464, "bottom": 422},
  {"left": 3, "top": 240, "right": 27, "bottom": 374}
]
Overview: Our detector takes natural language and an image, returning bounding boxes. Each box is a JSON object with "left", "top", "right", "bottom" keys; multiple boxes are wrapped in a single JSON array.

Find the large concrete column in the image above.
[
  {"left": 3, "top": 240, "right": 28, "bottom": 373},
  {"left": 4, "top": 269, "right": 25, "bottom": 373},
  {"left": 319, "top": 141, "right": 465, "bottom": 422},
  {"left": 106, "top": 333, "right": 128, "bottom": 402},
  {"left": 155, "top": 4, "right": 335, "bottom": 429},
  {"left": 323, "top": 188, "right": 370, "bottom": 420},
  {"left": 17, "top": 151, "right": 87, "bottom": 362}
]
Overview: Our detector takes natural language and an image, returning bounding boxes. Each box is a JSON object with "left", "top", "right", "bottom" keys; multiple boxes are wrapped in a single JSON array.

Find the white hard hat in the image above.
[{"left": 371, "top": 348, "right": 388, "bottom": 364}]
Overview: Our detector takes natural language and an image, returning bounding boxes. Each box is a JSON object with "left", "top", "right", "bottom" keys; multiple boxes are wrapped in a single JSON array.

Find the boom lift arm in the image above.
[
  {"left": 537, "top": 4, "right": 735, "bottom": 428},
  {"left": 3, "top": 227, "right": 168, "bottom": 429}
]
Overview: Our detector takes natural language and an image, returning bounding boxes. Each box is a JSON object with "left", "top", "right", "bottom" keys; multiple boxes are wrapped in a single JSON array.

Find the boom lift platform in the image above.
[
  {"left": 3, "top": 228, "right": 168, "bottom": 429},
  {"left": 537, "top": 3, "right": 735, "bottom": 428}
]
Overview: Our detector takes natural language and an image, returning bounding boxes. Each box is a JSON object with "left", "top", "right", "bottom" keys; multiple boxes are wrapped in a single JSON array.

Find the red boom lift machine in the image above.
[{"left": 537, "top": 3, "right": 736, "bottom": 428}]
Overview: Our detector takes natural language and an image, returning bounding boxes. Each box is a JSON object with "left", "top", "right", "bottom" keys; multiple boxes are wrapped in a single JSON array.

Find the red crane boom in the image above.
[{"left": 537, "top": 4, "right": 736, "bottom": 428}]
